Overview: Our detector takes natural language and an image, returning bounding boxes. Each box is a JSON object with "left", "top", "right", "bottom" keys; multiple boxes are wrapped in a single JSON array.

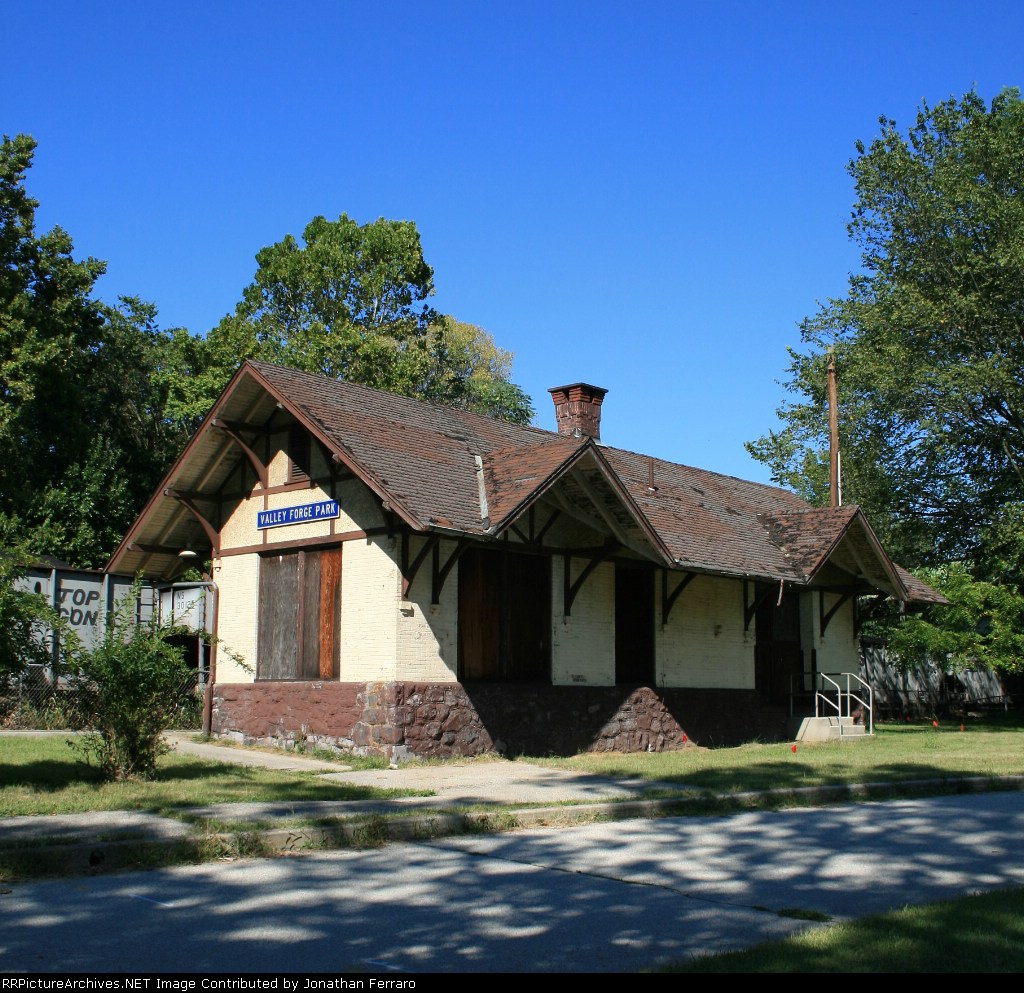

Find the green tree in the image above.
[
  {"left": 423, "top": 316, "right": 534, "bottom": 425},
  {"left": 886, "top": 563, "right": 1024, "bottom": 675},
  {"left": 0, "top": 135, "right": 189, "bottom": 566},
  {"left": 748, "top": 89, "right": 1024, "bottom": 570},
  {"left": 174, "top": 214, "right": 533, "bottom": 426},
  {"left": 0, "top": 547, "right": 60, "bottom": 677}
]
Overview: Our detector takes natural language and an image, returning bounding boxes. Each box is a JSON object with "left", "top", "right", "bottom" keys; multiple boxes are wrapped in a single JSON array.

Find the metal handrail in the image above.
[{"left": 815, "top": 671, "right": 873, "bottom": 737}]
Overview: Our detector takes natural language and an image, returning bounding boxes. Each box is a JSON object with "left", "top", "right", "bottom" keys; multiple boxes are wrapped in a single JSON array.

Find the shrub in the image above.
[{"left": 68, "top": 579, "right": 191, "bottom": 781}]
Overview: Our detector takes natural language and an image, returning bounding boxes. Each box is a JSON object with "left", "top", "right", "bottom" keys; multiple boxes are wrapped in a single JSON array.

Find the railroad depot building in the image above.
[{"left": 109, "top": 360, "right": 944, "bottom": 758}]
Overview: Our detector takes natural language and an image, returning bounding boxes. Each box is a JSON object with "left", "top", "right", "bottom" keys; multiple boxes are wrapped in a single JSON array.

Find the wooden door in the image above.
[
  {"left": 755, "top": 583, "right": 803, "bottom": 704},
  {"left": 257, "top": 546, "right": 342, "bottom": 680}
]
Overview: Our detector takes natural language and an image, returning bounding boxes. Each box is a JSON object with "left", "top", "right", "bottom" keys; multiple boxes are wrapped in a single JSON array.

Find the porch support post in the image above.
[
  {"left": 563, "top": 545, "right": 615, "bottom": 616},
  {"left": 433, "top": 539, "right": 470, "bottom": 604},
  {"left": 209, "top": 419, "right": 268, "bottom": 489},
  {"left": 165, "top": 489, "right": 220, "bottom": 557},
  {"left": 743, "top": 579, "right": 776, "bottom": 631}
]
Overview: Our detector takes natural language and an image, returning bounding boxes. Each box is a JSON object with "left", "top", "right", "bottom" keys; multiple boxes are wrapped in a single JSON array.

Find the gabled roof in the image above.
[
  {"left": 108, "top": 359, "right": 944, "bottom": 604},
  {"left": 759, "top": 506, "right": 909, "bottom": 600}
]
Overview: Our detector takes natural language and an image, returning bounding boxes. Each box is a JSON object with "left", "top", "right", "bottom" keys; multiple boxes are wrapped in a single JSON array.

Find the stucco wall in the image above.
[
  {"left": 657, "top": 574, "right": 753, "bottom": 689},
  {"left": 339, "top": 538, "right": 399, "bottom": 681},
  {"left": 814, "top": 592, "right": 860, "bottom": 673},
  {"left": 217, "top": 434, "right": 385, "bottom": 555},
  {"left": 551, "top": 557, "right": 615, "bottom": 685},
  {"left": 211, "top": 554, "right": 258, "bottom": 682},
  {"left": 335, "top": 476, "right": 386, "bottom": 532},
  {"left": 395, "top": 536, "right": 459, "bottom": 682},
  {"left": 219, "top": 478, "right": 336, "bottom": 549}
]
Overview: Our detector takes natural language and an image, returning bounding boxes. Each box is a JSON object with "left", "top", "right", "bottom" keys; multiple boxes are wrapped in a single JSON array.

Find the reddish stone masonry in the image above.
[{"left": 212, "top": 681, "right": 787, "bottom": 758}]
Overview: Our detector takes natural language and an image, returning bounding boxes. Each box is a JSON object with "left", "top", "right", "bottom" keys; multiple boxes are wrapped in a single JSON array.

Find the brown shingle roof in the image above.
[
  {"left": 110, "top": 359, "right": 945, "bottom": 603},
  {"left": 249, "top": 361, "right": 559, "bottom": 534},
  {"left": 760, "top": 506, "right": 863, "bottom": 580},
  {"left": 482, "top": 440, "right": 582, "bottom": 526}
]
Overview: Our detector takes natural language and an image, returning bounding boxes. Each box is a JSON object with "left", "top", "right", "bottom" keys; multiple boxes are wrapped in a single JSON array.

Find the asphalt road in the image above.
[{"left": 3, "top": 791, "right": 1024, "bottom": 974}]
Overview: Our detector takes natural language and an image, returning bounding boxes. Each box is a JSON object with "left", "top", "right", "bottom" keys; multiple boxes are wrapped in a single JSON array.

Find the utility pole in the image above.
[{"left": 827, "top": 347, "right": 840, "bottom": 507}]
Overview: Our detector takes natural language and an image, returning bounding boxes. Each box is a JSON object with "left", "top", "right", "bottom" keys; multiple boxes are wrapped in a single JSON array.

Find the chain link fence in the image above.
[{"left": 0, "top": 664, "right": 206, "bottom": 731}]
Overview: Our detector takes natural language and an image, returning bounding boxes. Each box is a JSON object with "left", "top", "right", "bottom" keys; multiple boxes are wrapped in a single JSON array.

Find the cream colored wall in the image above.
[
  {"left": 267, "top": 444, "right": 289, "bottom": 486},
  {"left": 218, "top": 434, "right": 385, "bottom": 554},
  {"left": 656, "top": 574, "right": 754, "bottom": 689},
  {"left": 812, "top": 592, "right": 861, "bottom": 674},
  {"left": 214, "top": 422, "right": 395, "bottom": 682},
  {"left": 210, "top": 554, "right": 258, "bottom": 683},
  {"left": 394, "top": 536, "right": 459, "bottom": 682},
  {"left": 337, "top": 477, "right": 387, "bottom": 532},
  {"left": 551, "top": 557, "right": 615, "bottom": 685},
  {"left": 338, "top": 538, "right": 399, "bottom": 681},
  {"left": 219, "top": 480, "right": 334, "bottom": 548}
]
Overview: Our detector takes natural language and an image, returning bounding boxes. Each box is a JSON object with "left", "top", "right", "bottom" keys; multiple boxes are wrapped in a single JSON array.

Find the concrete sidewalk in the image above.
[
  {"left": 0, "top": 731, "right": 706, "bottom": 863},
  {"left": 4, "top": 731, "right": 1021, "bottom": 878},
  {"left": 165, "top": 731, "right": 702, "bottom": 805}
]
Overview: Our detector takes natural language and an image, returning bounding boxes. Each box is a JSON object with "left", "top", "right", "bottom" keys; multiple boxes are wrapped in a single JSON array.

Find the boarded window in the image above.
[
  {"left": 458, "top": 548, "right": 550, "bottom": 680},
  {"left": 257, "top": 546, "right": 342, "bottom": 680}
]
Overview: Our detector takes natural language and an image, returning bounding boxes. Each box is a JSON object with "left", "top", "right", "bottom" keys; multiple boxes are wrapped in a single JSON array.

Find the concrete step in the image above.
[{"left": 793, "top": 716, "right": 871, "bottom": 742}]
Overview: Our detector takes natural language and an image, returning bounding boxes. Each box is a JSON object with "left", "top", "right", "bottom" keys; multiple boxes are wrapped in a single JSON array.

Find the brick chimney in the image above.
[{"left": 548, "top": 383, "right": 608, "bottom": 441}]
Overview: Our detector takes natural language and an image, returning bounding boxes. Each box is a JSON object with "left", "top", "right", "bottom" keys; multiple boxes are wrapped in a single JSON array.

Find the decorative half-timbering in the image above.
[{"left": 108, "top": 360, "right": 946, "bottom": 757}]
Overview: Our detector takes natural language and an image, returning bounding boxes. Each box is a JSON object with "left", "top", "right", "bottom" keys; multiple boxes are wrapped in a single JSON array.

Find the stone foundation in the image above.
[{"left": 212, "top": 681, "right": 788, "bottom": 758}]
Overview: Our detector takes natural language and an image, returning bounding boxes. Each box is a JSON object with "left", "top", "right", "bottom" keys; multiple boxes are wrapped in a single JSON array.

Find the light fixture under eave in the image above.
[{"left": 178, "top": 548, "right": 199, "bottom": 560}]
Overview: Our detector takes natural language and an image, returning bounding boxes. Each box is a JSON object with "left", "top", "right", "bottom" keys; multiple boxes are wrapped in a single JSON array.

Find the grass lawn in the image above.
[
  {"left": 2, "top": 710, "right": 1022, "bottom": 818},
  {"left": 0, "top": 734, "right": 426, "bottom": 817},
  {"left": 530, "top": 710, "right": 1024, "bottom": 793},
  {"left": 660, "top": 885, "right": 1024, "bottom": 973}
]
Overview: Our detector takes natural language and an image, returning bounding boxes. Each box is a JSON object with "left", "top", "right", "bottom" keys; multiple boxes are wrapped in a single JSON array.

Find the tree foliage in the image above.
[
  {"left": 171, "top": 213, "right": 534, "bottom": 427},
  {"left": 425, "top": 316, "right": 534, "bottom": 424},
  {"left": 886, "top": 563, "right": 1024, "bottom": 675},
  {"left": 747, "top": 89, "right": 1024, "bottom": 571},
  {"left": 0, "top": 136, "right": 188, "bottom": 566},
  {"left": 1, "top": 138, "right": 533, "bottom": 569}
]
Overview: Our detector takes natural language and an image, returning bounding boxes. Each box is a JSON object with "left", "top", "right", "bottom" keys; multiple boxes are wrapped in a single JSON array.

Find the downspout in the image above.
[
  {"left": 827, "top": 347, "right": 841, "bottom": 507},
  {"left": 474, "top": 455, "right": 490, "bottom": 528}
]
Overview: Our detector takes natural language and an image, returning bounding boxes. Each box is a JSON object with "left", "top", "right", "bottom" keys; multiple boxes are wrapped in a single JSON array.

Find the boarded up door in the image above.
[
  {"left": 754, "top": 583, "right": 803, "bottom": 704},
  {"left": 615, "top": 565, "right": 655, "bottom": 685},
  {"left": 458, "top": 547, "right": 549, "bottom": 680},
  {"left": 258, "top": 546, "right": 342, "bottom": 680}
]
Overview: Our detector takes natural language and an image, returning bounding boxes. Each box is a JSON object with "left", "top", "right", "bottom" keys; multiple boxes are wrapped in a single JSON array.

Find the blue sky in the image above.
[{"left": 5, "top": 1, "right": 1022, "bottom": 485}]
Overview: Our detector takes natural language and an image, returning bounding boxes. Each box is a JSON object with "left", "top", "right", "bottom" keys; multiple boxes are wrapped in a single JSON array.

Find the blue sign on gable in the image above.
[{"left": 257, "top": 500, "right": 341, "bottom": 530}]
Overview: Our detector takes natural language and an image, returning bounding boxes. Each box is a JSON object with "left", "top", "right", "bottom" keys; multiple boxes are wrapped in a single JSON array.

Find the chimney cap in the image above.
[{"left": 547, "top": 382, "right": 608, "bottom": 400}]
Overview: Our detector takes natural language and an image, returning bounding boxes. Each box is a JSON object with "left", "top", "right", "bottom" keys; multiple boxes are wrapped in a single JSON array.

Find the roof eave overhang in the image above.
[
  {"left": 107, "top": 360, "right": 264, "bottom": 575},
  {"left": 802, "top": 507, "right": 910, "bottom": 601},
  {"left": 243, "top": 362, "right": 426, "bottom": 533},
  {"left": 490, "top": 439, "right": 675, "bottom": 566},
  {"left": 107, "top": 360, "right": 432, "bottom": 577}
]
